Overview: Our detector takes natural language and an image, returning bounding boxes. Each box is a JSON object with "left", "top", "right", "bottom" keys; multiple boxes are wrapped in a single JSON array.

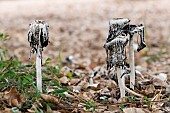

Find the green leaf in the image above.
[
  {"left": 143, "top": 96, "right": 149, "bottom": 101},
  {"left": 0, "top": 33, "right": 9, "bottom": 40},
  {"left": 42, "top": 77, "right": 52, "bottom": 82},
  {"left": 119, "top": 104, "right": 125, "bottom": 110},
  {"left": 44, "top": 58, "right": 52, "bottom": 65},
  {"left": 25, "top": 64, "right": 33, "bottom": 67},
  {"left": 55, "top": 88, "right": 68, "bottom": 93},
  {"left": 143, "top": 96, "right": 151, "bottom": 107},
  {"left": 11, "top": 107, "right": 19, "bottom": 113},
  {"left": 67, "top": 72, "right": 73, "bottom": 79},
  {"left": 59, "top": 93, "right": 66, "bottom": 98},
  {"left": 4, "top": 70, "right": 16, "bottom": 78},
  {"left": 85, "top": 101, "right": 95, "bottom": 112},
  {"left": 129, "top": 96, "right": 137, "bottom": 101}
]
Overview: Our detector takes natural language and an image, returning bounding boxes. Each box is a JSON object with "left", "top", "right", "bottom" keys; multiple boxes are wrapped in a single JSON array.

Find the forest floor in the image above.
[{"left": 0, "top": 0, "right": 170, "bottom": 112}]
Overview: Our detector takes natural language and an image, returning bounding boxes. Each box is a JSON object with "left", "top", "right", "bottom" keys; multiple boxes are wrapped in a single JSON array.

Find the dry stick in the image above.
[
  {"left": 129, "top": 35, "right": 135, "bottom": 90},
  {"left": 36, "top": 47, "right": 42, "bottom": 92},
  {"left": 124, "top": 86, "right": 144, "bottom": 98},
  {"left": 117, "top": 67, "right": 125, "bottom": 97}
]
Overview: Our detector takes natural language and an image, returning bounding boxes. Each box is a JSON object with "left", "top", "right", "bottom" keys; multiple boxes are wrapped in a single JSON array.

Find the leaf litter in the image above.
[{"left": 0, "top": 0, "right": 170, "bottom": 112}]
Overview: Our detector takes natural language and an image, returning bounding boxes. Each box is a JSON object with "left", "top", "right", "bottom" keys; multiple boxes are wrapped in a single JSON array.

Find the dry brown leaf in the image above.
[
  {"left": 60, "top": 66, "right": 72, "bottom": 76},
  {"left": 108, "top": 97, "right": 118, "bottom": 103},
  {"left": 153, "top": 78, "right": 168, "bottom": 87},
  {"left": 99, "top": 87, "right": 111, "bottom": 97},
  {"left": 108, "top": 105, "right": 119, "bottom": 111},
  {"left": 0, "top": 92, "right": 4, "bottom": 99},
  {"left": 40, "top": 94, "right": 59, "bottom": 104},
  {"left": 1, "top": 107, "right": 12, "bottom": 113},
  {"left": 118, "top": 97, "right": 127, "bottom": 103},
  {"left": 166, "top": 85, "right": 170, "bottom": 94},
  {"left": 95, "top": 106, "right": 107, "bottom": 112},
  {"left": 142, "top": 84, "right": 155, "bottom": 96},
  {"left": 104, "top": 111, "right": 118, "bottom": 113},
  {"left": 123, "top": 107, "right": 151, "bottom": 113},
  {"left": 63, "top": 92, "right": 74, "bottom": 98},
  {"left": 72, "top": 86, "right": 81, "bottom": 92},
  {"left": 152, "top": 109, "right": 165, "bottom": 113},
  {"left": 79, "top": 81, "right": 89, "bottom": 91},
  {"left": 59, "top": 76, "right": 69, "bottom": 85},
  {"left": 69, "top": 78, "right": 80, "bottom": 85},
  {"left": 11, "top": 99, "right": 19, "bottom": 107},
  {"left": 3, "top": 87, "right": 24, "bottom": 107},
  {"left": 138, "top": 79, "right": 153, "bottom": 86},
  {"left": 78, "top": 92, "right": 93, "bottom": 100},
  {"left": 107, "top": 79, "right": 117, "bottom": 90},
  {"left": 97, "top": 79, "right": 107, "bottom": 89},
  {"left": 156, "top": 73, "right": 167, "bottom": 81},
  {"left": 27, "top": 108, "right": 35, "bottom": 113}
]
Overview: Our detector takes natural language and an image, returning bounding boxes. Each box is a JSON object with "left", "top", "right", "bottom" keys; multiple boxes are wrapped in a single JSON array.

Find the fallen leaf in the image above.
[
  {"left": 156, "top": 73, "right": 167, "bottom": 81},
  {"left": 0, "top": 107, "right": 12, "bottom": 113},
  {"left": 99, "top": 87, "right": 111, "bottom": 98},
  {"left": 95, "top": 106, "right": 107, "bottom": 112},
  {"left": 69, "top": 78, "right": 80, "bottom": 85},
  {"left": 60, "top": 66, "right": 72, "bottom": 76},
  {"left": 108, "top": 105, "right": 119, "bottom": 112},
  {"left": 107, "top": 79, "right": 117, "bottom": 90},
  {"left": 78, "top": 92, "right": 93, "bottom": 100},
  {"left": 41, "top": 94, "right": 59, "bottom": 104},
  {"left": 72, "top": 86, "right": 81, "bottom": 93},
  {"left": 79, "top": 81, "right": 89, "bottom": 91},
  {"left": 11, "top": 99, "right": 19, "bottom": 107},
  {"left": 63, "top": 92, "right": 74, "bottom": 98},
  {"left": 59, "top": 76, "right": 69, "bottom": 85},
  {"left": 142, "top": 84, "right": 155, "bottom": 96},
  {"left": 123, "top": 107, "right": 151, "bottom": 113},
  {"left": 166, "top": 85, "right": 170, "bottom": 94},
  {"left": 3, "top": 87, "right": 24, "bottom": 107}
]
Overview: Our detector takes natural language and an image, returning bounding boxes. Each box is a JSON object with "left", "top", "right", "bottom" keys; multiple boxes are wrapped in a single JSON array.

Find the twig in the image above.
[{"left": 125, "top": 86, "right": 144, "bottom": 98}]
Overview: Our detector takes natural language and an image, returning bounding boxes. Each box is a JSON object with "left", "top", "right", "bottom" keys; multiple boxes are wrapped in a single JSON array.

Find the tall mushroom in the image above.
[
  {"left": 128, "top": 24, "right": 145, "bottom": 89},
  {"left": 28, "top": 20, "right": 49, "bottom": 92},
  {"left": 104, "top": 18, "right": 146, "bottom": 97},
  {"left": 104, "top": 36, "right": 129, "bottom": 97}
]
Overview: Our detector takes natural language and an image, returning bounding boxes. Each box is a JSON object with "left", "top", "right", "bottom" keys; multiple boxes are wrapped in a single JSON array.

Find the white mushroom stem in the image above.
[
  {"left": 36, "top": 47, "right": 42, "bottom": 92},
  {"left": 117, "top": 67, "right": 125, "bottom": 97},
  {"left": 129, "top": 36, "right": 135, "bottom": 90}
]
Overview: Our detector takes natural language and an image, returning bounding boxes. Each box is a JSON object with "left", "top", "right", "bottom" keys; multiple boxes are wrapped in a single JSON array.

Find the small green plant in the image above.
[
  {"left": 143, "top": 96, "right": 151, "bottom": 107},
  {"left": 0, "top": 33, "right": 9, "bottom": 61},
  {"left": 0, "top": 45, "right": 71, "bottom": 112},
  {"left": 42, "top": 58, "right": 60, "bottom": 77},
  {"left": 0, "top": 33, "right": 9, "bottom": 40},
  {"left": 128, "top": 96, "right": 137, "bottom": 101},
  {"left": 119, "top": 104, "right": 125, "bottom": 111},
  {"left": 85, "top": 100, "right": 95, "bottom": 112},
  {"left": 11, "top": 107, "right": 19, "bottom": 113}
]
